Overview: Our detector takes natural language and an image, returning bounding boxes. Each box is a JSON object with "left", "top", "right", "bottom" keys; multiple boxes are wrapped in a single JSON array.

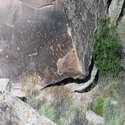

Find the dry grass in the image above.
[
  {"left": 45, "top": 86, "right": 72, "bottom": 100},
  {"left": 96, "top": 78, "right": 120, "bottom": 98},
  {"left": 19, "top": 73, "right": 42, "bottom": 94}
]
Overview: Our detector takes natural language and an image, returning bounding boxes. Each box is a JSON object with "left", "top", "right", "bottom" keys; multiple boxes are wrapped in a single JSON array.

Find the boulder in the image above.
[
  {"left": 0, "top": 91, "right": 56, "bottom": 125},
  {"left": 0, "top": 103, "right": 22, "bottom": 125},
  {"left": 10, "top": 83, "right": 27, "bottom": 97},
  {"left": 86, "top": 110, "right": 105, "bottom": 125},
  {"left": 108, "top": 0, "right": 124, "bottom": 23},
  {"left": 62, "top": 0, "right": 98, "bottom": 77},
  {"left": 0, "top": 0, "right": 105, "bottom": 91},
  {"left": 0, "top": 78, "right": 10, "bottom": 92}
]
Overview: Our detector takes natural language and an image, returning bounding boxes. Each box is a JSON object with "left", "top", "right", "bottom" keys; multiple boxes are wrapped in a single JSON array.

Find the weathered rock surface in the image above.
[
  {"left": 0, "top": 103, "right": 22, "bottom": 125},
  {"left": 0, "top": 0, "right": 73, "bottom": 86},
  {"left": 0, "top": 0, "right": 100, "bottom": 89},
  {"left": 0, "top": 91, "right": 56, "bottom": 125},
  {"left": 10, "top": 82, "right": 27, "bottom": 97},
  {"left": 20, "top": 0, "right": 55, "bottom": 9},
  {"left": 0, "top": 78, "right": 10, "bottom": 92},
  {"left": 73, "top": 66, "right": 98, "bottom": 92},
  {"left": 86, "top": 110, "right": 105, "bottom": 125},
  {"left": 108, "top": 0, "right": 124, "bottom": 23},
  {"left": 0, "top": 78, "right": 26, "bottom": 97},
  {"left": 62, "top": 0, "right": 98, "bottom": 76}
]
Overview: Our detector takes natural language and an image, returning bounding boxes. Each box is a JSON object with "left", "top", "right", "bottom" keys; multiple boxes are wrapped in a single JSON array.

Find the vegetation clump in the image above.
[
  {"left": 93, "top": 17, "right": 122, "bottom": 76},
  {"left": 93, "top": 96, "right": 105, "bottom": 116}
]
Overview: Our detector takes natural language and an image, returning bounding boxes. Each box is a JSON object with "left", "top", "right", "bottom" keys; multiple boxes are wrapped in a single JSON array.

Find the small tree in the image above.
[{"left": 93, "top": 17, "right": 122, "bottom": 76}]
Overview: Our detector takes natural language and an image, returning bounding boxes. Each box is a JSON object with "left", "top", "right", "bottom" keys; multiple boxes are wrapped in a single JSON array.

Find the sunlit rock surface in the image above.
[
  {"left": 0, "top": 78, "right": 10, "bottom": 92},
  {"left": 86, "top": 110, "right": 105, "bottom": 125},
  {"left": 0, "top": 91, "right": 56, "bottom": 125},
  {"left": 0, "top": 0, "right": 99, "bottom": 88},
  {"left": 108, "top": 0, "right": 124, "bottom": 23}
]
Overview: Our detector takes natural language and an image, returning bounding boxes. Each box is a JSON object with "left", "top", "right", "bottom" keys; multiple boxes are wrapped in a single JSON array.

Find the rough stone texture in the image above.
[
  {"left": 73, "top": 66, "right": 98, "bottom": 92},
  {"left": 10, "top": 82, "right": 27, "bottom": 97},
  {"left": 0, "top": 0, "right": 106, "bottom": 90},
  {"left": 0, "top": 103, "right": 22, "bottom": 125},
  {"left": 62, "top": 0, "right": 107, "bottom": 77},
  {"left": 20, "top": 0, "right": 55, "bottom": 8},
  {"left": 86, "top": 110, "right": 105, "bottom": 125},
  {"left": 0, "top": 78, "right": 27, "bottom": 97},
  {"left": 0, "top": 78, "right": 10, "bottom": 92},
  {"left": 62, "top": 0, "right": 98, "bottom": 77},
  {"left": 0, "top": 91, "right": 56, "bottom": 125},
  {"left": 97, "top": 0, "right": 107, "bottom": 17},
  {"left": 0, "top": 0, "right": 84, "bottom": 89},
  {"left": 108, "top": 0, "right": 125, "bottom": 23}
]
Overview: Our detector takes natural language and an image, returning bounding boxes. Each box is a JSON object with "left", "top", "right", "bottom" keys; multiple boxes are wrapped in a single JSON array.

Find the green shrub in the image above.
[
  {"left": 93, "top": 96, "right": 105, "bottom": 116},
  {"left": 93, "top": 17, "right": 122, "bottom": 76}
]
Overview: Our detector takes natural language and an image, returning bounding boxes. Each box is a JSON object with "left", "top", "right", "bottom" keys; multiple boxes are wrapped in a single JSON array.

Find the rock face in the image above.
[
  {"left": 108, "top": 0, "right": 124, "bottom": 23},
  {"left": 0, "top": 0, "right": 104, "bottom": 90},
  {"left": 62, "top": 0, "right": 98, "bottom": 77},
  {"left": 86, "top": 110, "right": 105, "bottom": 125},
  {"left": 0, "top": 78, "right": 10, "bottom": 92},
  {"left": 0, "top": 103, "right": 22, "bottom": 125},
  {"left": 0, "top": 91, "right": 56, "bottom": 125},
  {"left": 0, "top": 0, "right": 73, "bottom": 86}
]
